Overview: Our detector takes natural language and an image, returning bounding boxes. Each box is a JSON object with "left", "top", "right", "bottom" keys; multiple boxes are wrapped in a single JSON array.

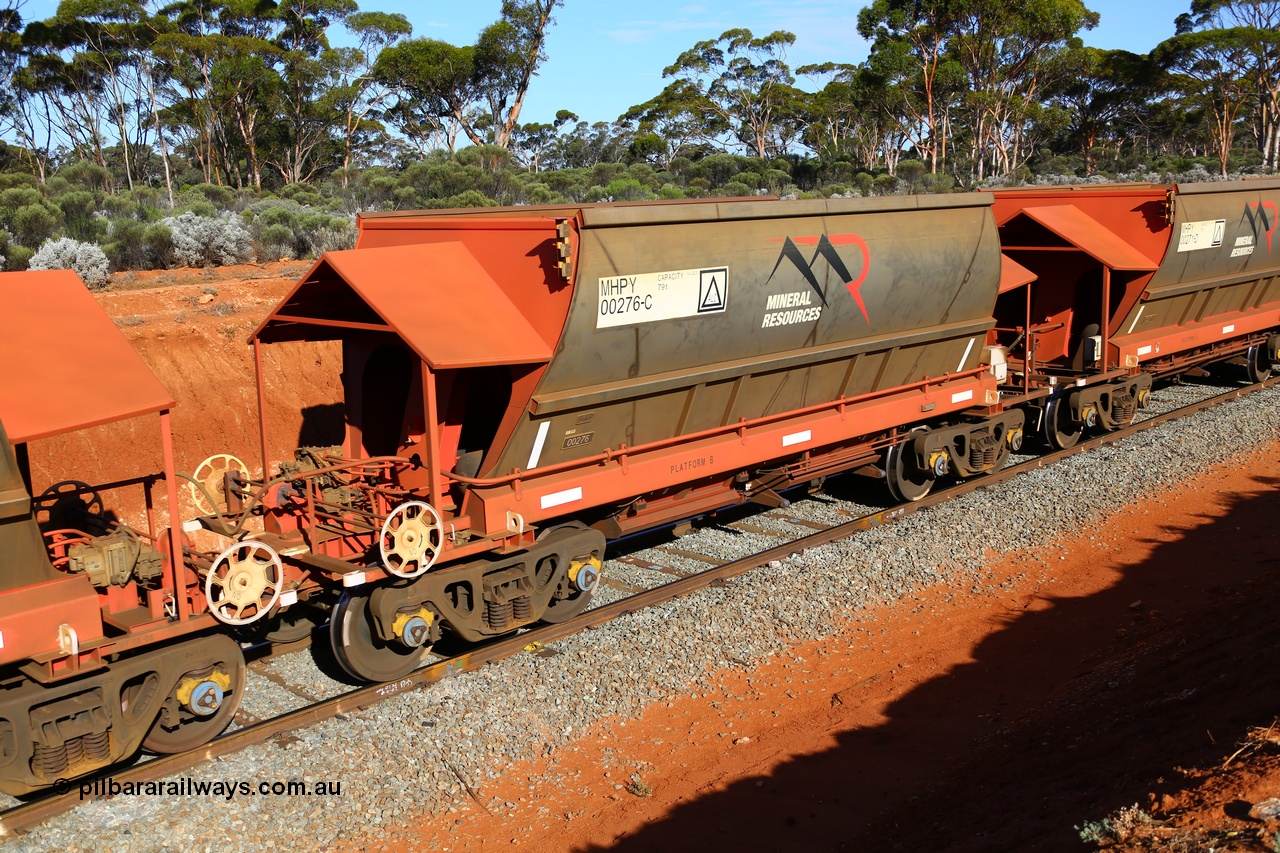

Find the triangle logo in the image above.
[{"left": 698, "top": 268, "right": 727, "bottom": 313}]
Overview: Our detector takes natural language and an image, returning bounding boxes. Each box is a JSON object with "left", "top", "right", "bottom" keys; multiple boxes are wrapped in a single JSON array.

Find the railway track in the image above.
[{"left": 1, "top": 373, "right": 1274, "bottom": 837}]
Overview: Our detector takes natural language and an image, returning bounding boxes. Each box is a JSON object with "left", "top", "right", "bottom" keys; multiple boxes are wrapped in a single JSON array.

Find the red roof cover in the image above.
[
  {"left": 1018, "top": 205, "right": 1158, "bottom": 271},
  {"left": 0, "top": 270, "right": 175, "bottom": 443},
  {"left": 998, "top": 254, "right": 1038, "bottom": 293},
  {"left": 254, "top": 243, "right": 553, "bottom": 369}
]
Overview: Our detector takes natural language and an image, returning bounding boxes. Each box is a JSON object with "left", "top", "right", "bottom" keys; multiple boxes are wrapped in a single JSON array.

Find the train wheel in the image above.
[
  {"left": 1247, "top": 344, "right": 1273, "bottom": 383},
  {"left": 142, "top": 636, "right": 245, "bottom": 754},
  {"left": 1042, "top": 397, "right": 1082, "bottom": 450},
  {"left": 883, "top": 429, "right": 932, "bottom": 502},
  {"left": 330, "top": 590, "right": 428, "bottom": 683},
  {"left": 540, "top": 557, "right": 600, "bottom": 624}
]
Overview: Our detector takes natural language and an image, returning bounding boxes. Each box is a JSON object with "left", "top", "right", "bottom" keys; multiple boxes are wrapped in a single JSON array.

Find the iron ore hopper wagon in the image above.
[{"left": 205, "top": 195, "right": 1024, "bottom": 684}]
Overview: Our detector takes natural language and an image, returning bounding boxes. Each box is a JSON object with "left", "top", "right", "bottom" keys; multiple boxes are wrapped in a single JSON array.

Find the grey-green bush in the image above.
[
  {"left": 29, "top": 237, "right": 111, "bottom": 289},
  {"left": 162, "top": 212, "right": 252, "bottom": 267}
]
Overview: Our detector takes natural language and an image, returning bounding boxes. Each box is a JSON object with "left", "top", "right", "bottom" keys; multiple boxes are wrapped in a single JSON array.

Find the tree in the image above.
[
  {"left": 1172, "top": 1, "right": 1280, "bottom": 169},
  {"left": 659, "top": 28, "right": 801, "bottom": 159},
  {"left": 1048, "top": 48, "right": 1155, "bottom": 175},
  {"left": 948, "top": 0, "right": 1100, "bottom": 180},
  {"left": 374, "top": 0, "right": 560, "bottom": 152},
  {"left": 799, "top": 64, "right": 912, "bottom": 173},
  {"left": 375, "top": 38, "right": 476, "bottom": 152},
  {"left": 620, "top": 80, "right": 723, "bottom": 168},
  {"left": 266, "top": 0, "right": 356, "bottom": 185},
  {"left": 858, "top": 0, "right": 966, "bottom": 173},
  {"left": 474, "top": 0, "right": 561, "bottom": 149},
  {"left": 1157, "top": 20, "right": 1263, "bottom": 175},
  {"left": 330, "top": 11, "right": 410, "bottom": 184}
]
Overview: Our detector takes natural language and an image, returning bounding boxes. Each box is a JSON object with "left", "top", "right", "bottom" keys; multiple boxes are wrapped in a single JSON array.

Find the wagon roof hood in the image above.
[
  {"left": 0, "top": 270, "right": 175, "bottom": 443},
  {"left": 252, "top": 242, "right": 553, "bottom": 370}
]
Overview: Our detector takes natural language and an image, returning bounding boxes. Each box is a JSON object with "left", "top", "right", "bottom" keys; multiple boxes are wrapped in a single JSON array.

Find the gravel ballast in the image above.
[{"left": 6, "top": 380, "right": 1280, "bottom": 853}]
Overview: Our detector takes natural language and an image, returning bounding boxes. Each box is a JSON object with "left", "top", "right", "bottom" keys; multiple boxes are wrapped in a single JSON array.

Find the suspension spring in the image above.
[
  {"left": 512, "top": 595, "right": 532, "bottom": 622},
  {"left": 486, "top": 599, "right": 514, "bottom": 632},
  {"left": 82, "top": 730, "right": 110, "bottom": 762},
  {"left": 32, "top": 742, "right": 68, "bottom": 777},
  {"left": 64, "top": 735, "right": 84, "bottom": 767},
  {"left": 969, "top": 436, "right": 998, "bottom": 469}
]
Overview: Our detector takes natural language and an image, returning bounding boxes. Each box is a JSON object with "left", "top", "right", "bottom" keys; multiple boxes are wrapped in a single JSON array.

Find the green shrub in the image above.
[
  {"left": 6, "top": 244, "right": 34, "bottom": 270},
  {"left": 0, "top": 172, "right": 36, "bottom": 190},
  {"left": 257, "top": 223, "right": 295, "bottom": 260},
  {"left": 103, "top": 219, "right": 147, "bottom": 269},
  {"left": 442, "top": 189, "right": 494, "bottom": 209},
  {"left": 144, "top": 223, "right": 174, "bottom": 267},
  {"left": 57, "top": 161, "right": 113, "bottom": 193},
  {"left": 180, "top": 199, "right": 217, "bottom": 218},
  {"left": 10, "top": 202, "right": 61, "bottom": 246},
  {"left": 55, "top": 191, "right": 103, "bottom": 241},
  {"left": 601, "top": 177, "right": 656, "bottom": 201}
]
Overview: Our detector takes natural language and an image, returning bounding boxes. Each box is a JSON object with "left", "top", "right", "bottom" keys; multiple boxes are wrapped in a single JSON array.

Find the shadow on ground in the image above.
[{"left": 582, "top": 474, "right": 1280, "bottom": 852}]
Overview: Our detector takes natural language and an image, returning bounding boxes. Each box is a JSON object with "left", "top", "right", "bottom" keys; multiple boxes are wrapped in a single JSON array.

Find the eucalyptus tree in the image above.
[
  {"left": 375, "top": 0, "right": 561, "bottom": 152},
  {"left": 0, "top": 3, "right": 58, "bottom": 182},
  {"left": 18, "top": 15, "right": 114, "bottom": 172},
  {"left": 799, "top": 63, "right": 913, "bottom": 173},
  {"left": 35, "top": 0, "right": 181, "bottom": 191},
  {"left": 620, "top": 79, "right": 725, "bottom": 168},
  {"left": 330, "top": 11, "right": 410, "bottom": 184},
  {"left": 658, "top": 28, "right": 802, "bottom": 159},
  {"left": 857, "top": 0, "right": 967, "bottom": 173},
  {"left": 153, "top": 0, "right": 280, "bottom": 188},
  {"left": 1047, "top": 48, "right": 1155, "bottom": 174},
  {"left": 374, "top": 38, "right": 476, "bottom": 152},
  {"left": 1156, "top": 5, "right": 1271, "bottom": 176},
  {"left": 265, "top": 0, "right": 356, "bottom": 185},
  {"left": 1170, "top": 1, "right": 1280, "bottom": 169},
  {"left": 947, "top": 0, "right": 1099, "bottom": 180}
]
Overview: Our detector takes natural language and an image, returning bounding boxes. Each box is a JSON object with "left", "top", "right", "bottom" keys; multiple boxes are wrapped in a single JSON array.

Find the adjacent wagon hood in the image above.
[{"left": 0, "top": 270, "right": 175, "bottom": 443}]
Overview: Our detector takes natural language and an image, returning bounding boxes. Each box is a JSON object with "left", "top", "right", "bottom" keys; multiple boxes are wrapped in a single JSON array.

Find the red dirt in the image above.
[
  {"left": 23, "top": 263, "right": 342, "bottom": 526},
  {"left": 374, "top": 443, "right": 1280, "bottom": 853}
]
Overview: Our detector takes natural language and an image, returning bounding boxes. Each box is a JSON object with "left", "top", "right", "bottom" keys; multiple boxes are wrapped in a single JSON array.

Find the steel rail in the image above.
[{"left": 1, "top": 375, "right": 1274, "bottom": 837}]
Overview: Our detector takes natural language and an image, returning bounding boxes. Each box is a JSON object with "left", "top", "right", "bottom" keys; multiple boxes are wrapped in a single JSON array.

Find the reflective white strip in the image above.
[
  {"left": 782, "top": 430, "right": 811, "bottom": 447},
  {"left": 181, "top": 519, "right": 203, "bottom": 534},
  {"left": 343, "top": 571, "right": 366, "bottom": 588},
  {"left": 956, "top": 337, "right": 976, "bottom": 372},
  {"left": 540, "top": 487, "right": 582, "bottom": 510},
  {"left": 0, "top": 630, "right": 6, "bottom": 649},
  {"left": 527, "top": 421, "right": 551, "bottom": 470},
  {"left": 278, "top": 590, "right": 298, "bottom": 608},
  {"left": 1222, "top": 324, "right": 1235, "bottom": 334},
  {"left": 1127, "top": 305, "right": 1145, "bottom": 334},
  {"left": 950, "top": 389, "right": 973, "bottom": 404},
  {"left": 1137, "top": 345, "right": 1153, "bottom": 356}
]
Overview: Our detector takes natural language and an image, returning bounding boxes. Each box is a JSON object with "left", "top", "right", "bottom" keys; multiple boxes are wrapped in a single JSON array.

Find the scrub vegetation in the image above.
[{"left": 0, "top": 0, "right": 1274, "bottom": 277}]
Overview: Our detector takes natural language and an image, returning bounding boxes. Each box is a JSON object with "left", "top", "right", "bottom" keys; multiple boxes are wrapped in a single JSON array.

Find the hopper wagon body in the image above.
[{"left": 240, "top": 196, "right": 1021, "bottom": 680}]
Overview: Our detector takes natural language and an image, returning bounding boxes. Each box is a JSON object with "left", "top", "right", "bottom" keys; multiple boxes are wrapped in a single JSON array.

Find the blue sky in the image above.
[{"left": 367, "top": 0, "right": 1186, "bottom": 126}]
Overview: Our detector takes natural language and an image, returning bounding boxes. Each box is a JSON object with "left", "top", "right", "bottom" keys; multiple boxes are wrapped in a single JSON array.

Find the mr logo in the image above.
[
  {"left": 1246, "top": 200, "right": 1278, "bottom": 253},
  {"left": 766, "top": 234, "right": 872, "bottom": 323},
  {"left": 698, "top": 268, "right": 727, "bottom": 313}
]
